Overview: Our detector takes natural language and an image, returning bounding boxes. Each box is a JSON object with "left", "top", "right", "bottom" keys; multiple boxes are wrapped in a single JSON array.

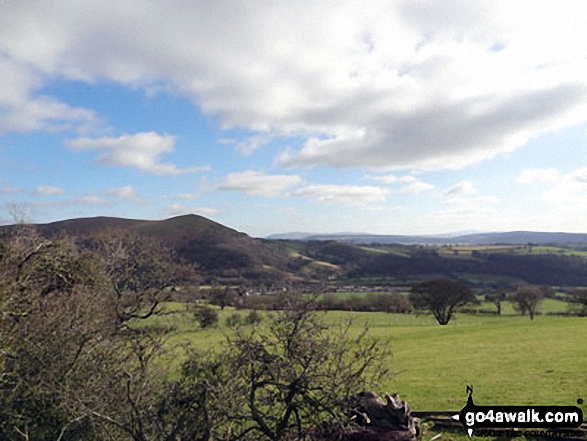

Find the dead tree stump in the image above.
[{"left": 313, "top": 391, "right": 420, "bottom": 441}]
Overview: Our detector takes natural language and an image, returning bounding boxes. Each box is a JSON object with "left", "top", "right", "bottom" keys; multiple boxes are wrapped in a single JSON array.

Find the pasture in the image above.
[{"left": 145, "top": 303, "right": 587, "bottom": 417}]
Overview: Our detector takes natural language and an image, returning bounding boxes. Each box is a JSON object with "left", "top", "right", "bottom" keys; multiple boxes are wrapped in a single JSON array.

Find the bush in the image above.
[
  {"left": 318, "top": 292, "right": 413, "bottom": 313},
  {"left": 225, "top": 312, "right": 242, "bottom": 327},
  {"left": 177, "top": 295, "right": 390, "bottom": 440},
  {"left": 243, "top": 309, "right": 263, "bottom": 325},
  {"left": 193, "top": 305, "right": 219, "bottom": 328}
]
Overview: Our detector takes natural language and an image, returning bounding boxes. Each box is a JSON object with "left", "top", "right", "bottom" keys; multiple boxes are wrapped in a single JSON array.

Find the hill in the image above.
[
  {"left": 5, "top": 216, "right": 587, "bottom": 287},
  {"left": 268, "top": 231, "right": 587, "bottom": 246},
  {"left": 1, "top": 215, "right": 292, "bottom": 284}
]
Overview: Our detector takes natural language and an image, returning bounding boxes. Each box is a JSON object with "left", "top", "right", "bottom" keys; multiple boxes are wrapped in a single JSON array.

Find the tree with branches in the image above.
[{"left": 410, "top": 278, "right": 475, "bottom": 325}]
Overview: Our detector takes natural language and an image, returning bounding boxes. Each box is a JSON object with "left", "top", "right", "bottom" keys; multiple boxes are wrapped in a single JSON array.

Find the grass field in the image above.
[
  {"left": 144, "top": 302, "right": 586, "bottom": 423},
  {"left": 438, "top": 244, "right": 587, "bottom": 258}
]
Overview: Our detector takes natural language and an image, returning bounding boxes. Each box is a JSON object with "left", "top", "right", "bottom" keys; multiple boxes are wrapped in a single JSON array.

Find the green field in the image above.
[
  {"left": 145, "top": 303, "right": 587, "bottom": 420},
  {"left": 438, "top": 244, "right": 587, "bottom": 258}
]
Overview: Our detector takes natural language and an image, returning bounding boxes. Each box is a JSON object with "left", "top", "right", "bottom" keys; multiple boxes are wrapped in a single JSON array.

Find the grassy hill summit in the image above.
[
  {"left": 32, "top": 213, "right": 231, "bottom": 239},
  {"left": 1, "top": 214, "right": 294, "bottom": 284}
]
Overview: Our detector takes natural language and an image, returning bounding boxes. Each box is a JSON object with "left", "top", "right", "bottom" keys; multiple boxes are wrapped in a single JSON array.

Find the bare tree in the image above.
[
  {"left": 484, "top": 290, "right": 507, "bottom": 316},
  {"left": 206, "top": 294, "right": 390, "bottom": 440},
  {"left": 568, "top": 288, "right": 587, "bottom": 315},
  {"left": 87, "top": 232, "right": 190, "bottom": 326},
  {"left": 0, "top": 229, "right": 186, "bottom": 440},
  {"left": 510, "top": 286, "right": 543, "bottom": 320}
]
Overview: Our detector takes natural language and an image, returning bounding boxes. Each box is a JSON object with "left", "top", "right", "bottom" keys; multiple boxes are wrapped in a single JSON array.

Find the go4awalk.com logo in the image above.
[{"left": 452, "top": 386, "right": 583, "bottom": 437}]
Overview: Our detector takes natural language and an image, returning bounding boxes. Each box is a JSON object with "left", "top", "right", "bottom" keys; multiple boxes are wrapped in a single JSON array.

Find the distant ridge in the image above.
[
  {"left": 0, "top": 214, "right": 289, "bottom": 274},
  {"left": 267, "top": 231, "right": 587, "bottom": 246}
]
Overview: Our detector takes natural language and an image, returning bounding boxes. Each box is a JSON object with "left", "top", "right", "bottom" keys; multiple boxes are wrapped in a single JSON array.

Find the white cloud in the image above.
[
  {"left": 2, "top": 1, "right": 587, "bottom": 169},
  {"left": 369, "top": 174, "right": 433, "bottom": 194},
  {"left": 369, "top": 174, "right": 416, "bottom": 184},
  {"left": 0, "top": 57, "right": 98, "bottom": 134},
  {"left": 218, "top": 170, "right": 302, "bottom": 197},
  {"left": 165, "top": 203, "right": 220, "bottom": 218},
  {"left": 34, "top": 185, "right": 66, "bottom": 196},
  {"left": 219, "top": 133, "right": 276, "bottom": 155},
  {"left": 443, "top": 181, "right": 478, "bottom": 196},
  {"left": 543, "top": 167, "right": 587, "bottom": 203},
  {"left": 0, "top": 185, "right": 26, "bottom": 194},
  {"left": 104, "top": 186, "right": 138, "bottom": 200},
  {"left": 516, "top": 168, "right": 560, "bottom": 184},
  {"left": 400, "top": 181, "right": 435, "bottom": 194},
  {"left": 76, "top": 194, "right": 110, "bottom": 205},
  {"left": 445, "top": 195, "right": 500, "bottom": 206},
  {"left": 434, "top": 184, "right": 499, "bottom": 225},
  {"left": 65, "top": 132, "right": 210, "bottom": 175},
  {"left": 291, "top": 184, "right": 389, "bottom": 205},
  {"left": 175, "top": 193, "right": 199, "bottom": 200}
]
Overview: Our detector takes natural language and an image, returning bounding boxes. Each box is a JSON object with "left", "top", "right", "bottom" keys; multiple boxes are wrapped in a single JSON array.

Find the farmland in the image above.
[{"left": 143, "top": 302, "right": 587, "bottom": 415}]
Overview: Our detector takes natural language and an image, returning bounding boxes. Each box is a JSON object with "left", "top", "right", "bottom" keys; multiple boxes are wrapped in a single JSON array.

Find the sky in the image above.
[{"left": 1, "top": 0, "right": 587, "bottom": 237}]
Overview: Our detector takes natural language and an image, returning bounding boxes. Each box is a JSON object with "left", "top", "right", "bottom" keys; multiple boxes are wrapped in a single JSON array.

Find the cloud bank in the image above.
[
  {"left": 1, "top": 0, "right": 586, "bottom": 171},
  {"left": 65, "top": 132, "right": 209, "bottom": 175}
]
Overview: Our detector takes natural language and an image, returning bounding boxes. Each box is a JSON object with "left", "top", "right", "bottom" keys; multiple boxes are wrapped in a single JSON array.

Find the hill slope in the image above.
[{"left": 2, "top": 215, "right": 291, "bottom": 282}]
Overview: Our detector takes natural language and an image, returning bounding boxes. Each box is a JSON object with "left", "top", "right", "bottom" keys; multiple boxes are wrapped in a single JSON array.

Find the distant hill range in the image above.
[
  {"left": 268, "top": 231, "right": 587, "bottom": 246},
  {"left": 5, "top": 215, "right": 587, "bottom": 287}
]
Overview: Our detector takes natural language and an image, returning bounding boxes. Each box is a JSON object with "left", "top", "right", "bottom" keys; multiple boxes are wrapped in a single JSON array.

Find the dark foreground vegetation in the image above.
[{"left": 0, "top": 226, "right": 398, "bottom": 440}]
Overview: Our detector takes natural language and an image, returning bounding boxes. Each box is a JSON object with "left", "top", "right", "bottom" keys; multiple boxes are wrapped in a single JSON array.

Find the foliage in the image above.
[
  {"left": 201, "top": 296, "right": 390, "bottom": 440},
  {"left": 84, "top": 232, "right": 191, "bottom": 326},
  {"left": 567, "top": 288, "right": 587, "bottom": 315},
  {"left": 510, "top": 286, "right": 543, "bottom": 319},
  {"left": 409, "top": 278, "right": 475, "bottom": 325},
  {"left": 484, "top": 290, "right": 507, "bottom": 315},
  {"left": 0, "top": 228, "right": 186, "bottom": 440},
  {"left": 192, "top": 305, "right": 219, "bottom": 328},
  {"left": 225, "top": 312, "right": 243, "bottom": 327},
  {"left": 319, "top": 292, "right": 412, "bottom": 313},
  {"left": 243, "top": 309, "right": 263, "bottom": 326},
  {"left": 208, "top": 286, "right": 237, "bottom": 309}
]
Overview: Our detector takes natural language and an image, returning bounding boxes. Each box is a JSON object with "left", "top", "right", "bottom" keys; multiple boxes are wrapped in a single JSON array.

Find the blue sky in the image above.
[{"left": 1, "top": 0, "right": 587, "bottom": 237}]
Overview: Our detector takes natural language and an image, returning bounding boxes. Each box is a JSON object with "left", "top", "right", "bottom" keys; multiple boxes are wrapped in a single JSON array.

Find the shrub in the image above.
[
  {"left": 193, "top": 305, "right": 219, "bottom": 328},
  {"left": 243, "top": 309, "right": 263, "bottom": 325},
  {"left": 225, "top": 312, "right": 242, "bottom": 327}
]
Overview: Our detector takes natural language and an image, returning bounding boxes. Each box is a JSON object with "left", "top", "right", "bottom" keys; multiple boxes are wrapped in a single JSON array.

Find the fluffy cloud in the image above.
[
  {"left": 516, "top": 168, "right": 560, "bottom": 184},
  {"left": 218, "top": 170, "right": 302, "bottom": 197},
  {"left": 34, "top": 185, "right": 66, "bottom": 195},
  {"left": 369, "top": 174, "right": 433, "bottom": 194},
  {"left": 175, "top": 193, "right": 199, "bottom": 200},
  {"left": 438, "top": 181, "right": 499, "bottom": 220},
  {"left": 165, "top": 203, "right": 220, "bottom": 218},
  {"left": 65, "top": 132, "right": 209, "bottom": 175},
  {"left": 400, "top": 181, "right": 435, "bottom": 194},
  {"left": 443, "top": 181, "right": 477, "bottom": 196},
  {"left": 369, "top": 174, "right": 416, "bottom": 184},
  {"left": 218, "top": 133, "right": 277, "bottom": 155},
  {"left": 542, "top": 167, "right": 587, "bottom": 203},
  {"left": 1, "top": 1, "right": 586, "bottom": 169},
  {"left": 0, "top": 57, "right": 98, "bottom": 134},
  {"left": 76, "top": 194, "right": 110, "bottom": 205},
  {"left": 104, "top": 186, "right": 138, "bottom": 200},
  {"left": 445, "top": 195, "right": 500, "bottom": 207},
  {"left": 291, "top": 184, "right": 389, "bottom": 205}
]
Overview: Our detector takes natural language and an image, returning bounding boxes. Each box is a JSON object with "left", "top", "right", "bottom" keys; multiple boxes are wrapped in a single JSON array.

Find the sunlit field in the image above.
[{"left": 143, "top": 302, "right": 587, "bottom": 417}]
